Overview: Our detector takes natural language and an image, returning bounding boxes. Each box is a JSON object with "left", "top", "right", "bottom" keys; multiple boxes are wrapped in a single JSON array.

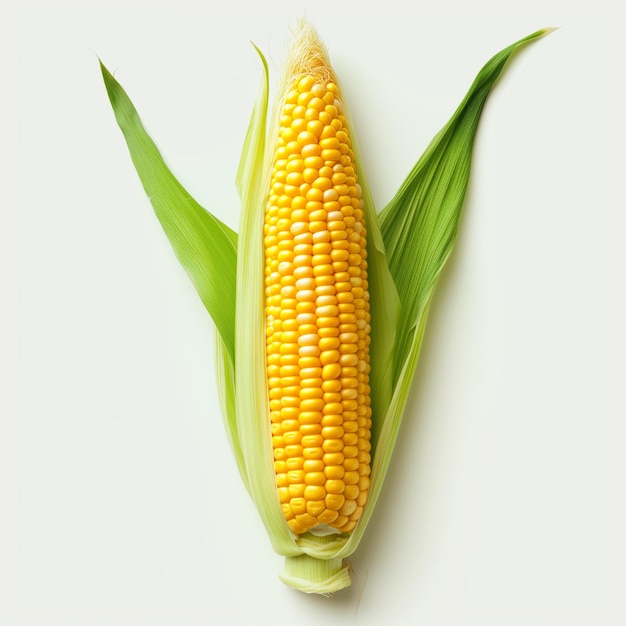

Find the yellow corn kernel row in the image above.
[{"left": 264, "top": 74, "right": 372, "bottom": 536}]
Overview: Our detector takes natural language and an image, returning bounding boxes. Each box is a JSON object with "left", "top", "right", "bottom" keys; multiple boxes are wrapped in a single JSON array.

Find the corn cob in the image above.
[
  {"left": 264, "top": 49, "right": 372, "bottom": 536},
  {"left": 101, "top": 19, "right": 552, "bottom": 594}
]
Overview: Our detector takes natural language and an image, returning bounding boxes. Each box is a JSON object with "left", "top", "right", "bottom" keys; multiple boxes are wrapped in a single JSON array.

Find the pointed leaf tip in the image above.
[{"left": 100, "top": 60, "right": 239, "bottom": 363}]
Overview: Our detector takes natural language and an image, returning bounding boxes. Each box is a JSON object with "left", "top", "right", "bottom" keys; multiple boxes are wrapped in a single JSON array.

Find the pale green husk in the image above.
[{"left": 101, "top": 22, "right": 552, "bottom": 594}]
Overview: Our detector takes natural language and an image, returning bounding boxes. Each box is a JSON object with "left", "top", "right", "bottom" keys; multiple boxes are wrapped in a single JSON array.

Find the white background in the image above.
[{"left": 2, "top": 1, "right": 625, "bottom": 624}]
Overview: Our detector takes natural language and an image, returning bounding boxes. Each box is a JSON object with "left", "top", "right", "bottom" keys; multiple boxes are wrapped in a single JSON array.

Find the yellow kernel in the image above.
[
  {"left": 339, "top": 354, "right": 359, "bottom": 367},
  {"left": 290, "top": 222, "right": 309, "bottom": 237},
  {"left": 322, "top": 149, "right": 342, "bottom": 162},
  {"left": 304, "top": 155, "right": 325, "bottom": 169},
  {"left": 312, "top": 177, "right": 332, "bottom": 191},
  {"left": 317, "top": 318, "right": 340, "bottom": 330},
  {"left": 344, "top": 471, "right": 359, "bottom": 485},
  {"left": 343, "top": 433, "right": 359, "bottom": 446},
  {"left": 341, "top": 376, "right": 358, "bottom": 388},
  {"left": 300, "top": 387, "right": 322, "bottom": 401},
  {"left": 297, "top": 131, "right": 317, "bottom": 146},
  {"left": 340, "top": 520, "right": 357, "bottom": 533},
  {"left": 292, "top": 105, "right": 306, "bottom": 119},
  {"left": 280, "top": 127, "right": 297, "bottom": 143},
  {"left": 300, "top": 368, "right": 322, "bottom": 380},
  {"left": 300, "top": 412, "right": 322, "bottom": 425},
  {"left": 285, "top": 91, "right": 299, "bottom": 105},
  {"left": 322, "top": 439, "right": 344, "bottom": 453},
  {"left": 324, "top": 452, "right": 345, "bottom": 466},
  {"left": 343, "top": 401, "right": 358, "bottom": 413},
  {"left": 283, "top": 431, "right": 302, "bottom": 446},
  {"left": 290, "top": 497, "right": 307, "bottom": 516},
  {"left": 343, "top": 457, "right": 359, "bottom": 471},
  {"left": 317, "top": 304, "right": 339, "bottom": 317},
  {"left": 349, "top": 499, "right": 366, "bottom": 519},
  {"left": 320, "top": 349, "right": 340, "bottom": 365},
  {"left": 282, "top": 502, "right": 294, "bottom": 519},
  {"left": 296, "top": 516, "right": 316, "bottom": 533},
  {"left": 286, "top": 171, "right": 303, "bottom": 186},
  {"left": 330, "top": 229, "right": 348, "bottom": 241},
  {"left": 323, "top": 392, "right": 342, "bottom": 403},
  {"left": 298, "top": 357, "right": 320, "bottom": 370},
  {"left": 296, "top": 289, "right": 316, "bottom": 302},
  {"left": 321, "top": 413, "right": 343, "bottom": 427},
  {"left": 318, "top": 111, "right": 332, "bottom": 126},
  {"left": 306, "top": 500, "right": 326, "bottom": 517},
  {"left": 285, "top": 444, "right": 304, "bottom": 458},
  {"left": 279, "top": 364, "right": 299, "bottom": 377},
  {"left": 319, "top": 137, "right": 340, "bottom": 150},
  {"left": 297, "top": 91, "right": 314, "bottom": 107},
  {"left": 285, "top": 456, "right": 304, "bottom": 471},
  {"left": 322, "top": 363, "right": 341, "bottom": 380},
  {"left": 322, "top": 379, "right": 342, "bottom": 393},
  {"left": 294, "top": 231, "right": 312, "bottom": 244},
  {"left": 301, "top": 434, "right": 323, "bottom": 448},
  {"left": 307, "top": 120, "right": 324, "bottom": 137},
  {"left": 303, "top": 459, "right": 324, "bottom": 472},
  {"left": 304, "top": 472, "right": 326, "bottom": 486},
  {"left": 340, "top": 500, "right": 357, "bottom": 517},
  {"left": 297, "top": 76, "right": 315, "bottom": 93},
  {"left": 319, "top": 124, "right": 336, "bottom": 139},
  {"left": 287, "top": 470, "right": 305, "bottom": 484},
  {"left": 286, "top": 158, "right": 304, "bottom": 172},
  {"left": 317, "top": 509, "right": 339, "bottom": 524},
  {"left": 325, "top": 493, "right": 345, "bottom": 511},
  {"left": 301, "top": 398, "right": 324, "bottom": 412},
  {"left": 313, "top": 264, "right": 333, "bottom": 277},
  {"left": 325, "top": 479, "right": 345, "bottom": 494},
  {"left": 288, "top": 519, "right": 306, "bottom": 534},
  {"left": 298, "top": 333, "right": 319, "bottom": 347},
  {"left": 322, "top": 403, "right": 343, "bottom": 416},
  {"left": 306, "top": 187, "right": 324, "bottom": 203},
  {"left": 301, "top": 144, "right": 322, "bottom": 159},
  {"left": 322, "top": 426, "right": 344, "bottom": 439},
  {"left": 309, "top": 94, "right": 326, "bottom": 109},
  {"left": 300, "top": 424, "right": 322, "bottom": 436},
  {"left": 303, "top": 168, "right": 319, "bottom": 184},
  {"left": 311, "top": 254, "right": 330, "bottom": 266},
  {"left": 312, "top": 230, "right": 331, "bottom": 243},
  {"left": 291, "top": 118, "right": 308, "bottom": 134},
  {"left": 303, "top": 447, "right": 324, "bottom": 459},
  {"left": 324, "top": 465, "right": 345, "bottom": 480},
  {"left": 343, "top": 445, "right": 358, "bottom": 458},
  {"left": 343, "top": 484, "right": 359, "bottom": 500}
]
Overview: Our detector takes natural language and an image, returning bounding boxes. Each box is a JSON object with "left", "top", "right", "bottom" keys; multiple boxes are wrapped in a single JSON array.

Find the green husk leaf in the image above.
[
  {"left": 212, "top": 46, "right": 280, "bottom": 491},
  {"left": 215, "top": 329, "right": 247, "bottom": 490},
  {"left": 100, "top": 62, "right": 238, "bottom": 364},
  {"left": 234, "top": 48, "right": 300, "bottom": 556},
  {"left": 344, "top": 97, "right": 400, "bottom": 456},
  {"left": 279, "top": 554, "right": 351, "bottom": 594},
  {"left": 335, "top": 27, "right": 553, "bottom": 559},
  {"left": 380, "top": 28, "right": 554, "bottom": 383}
]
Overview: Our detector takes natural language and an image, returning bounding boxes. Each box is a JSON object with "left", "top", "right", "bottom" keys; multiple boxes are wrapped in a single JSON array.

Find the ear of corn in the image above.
[
  {"left": 263, "top": 35, "right": 374, "bottom": 538},
  {"left": 101, "top": 21, "right": 552, "bottom": 594}
]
